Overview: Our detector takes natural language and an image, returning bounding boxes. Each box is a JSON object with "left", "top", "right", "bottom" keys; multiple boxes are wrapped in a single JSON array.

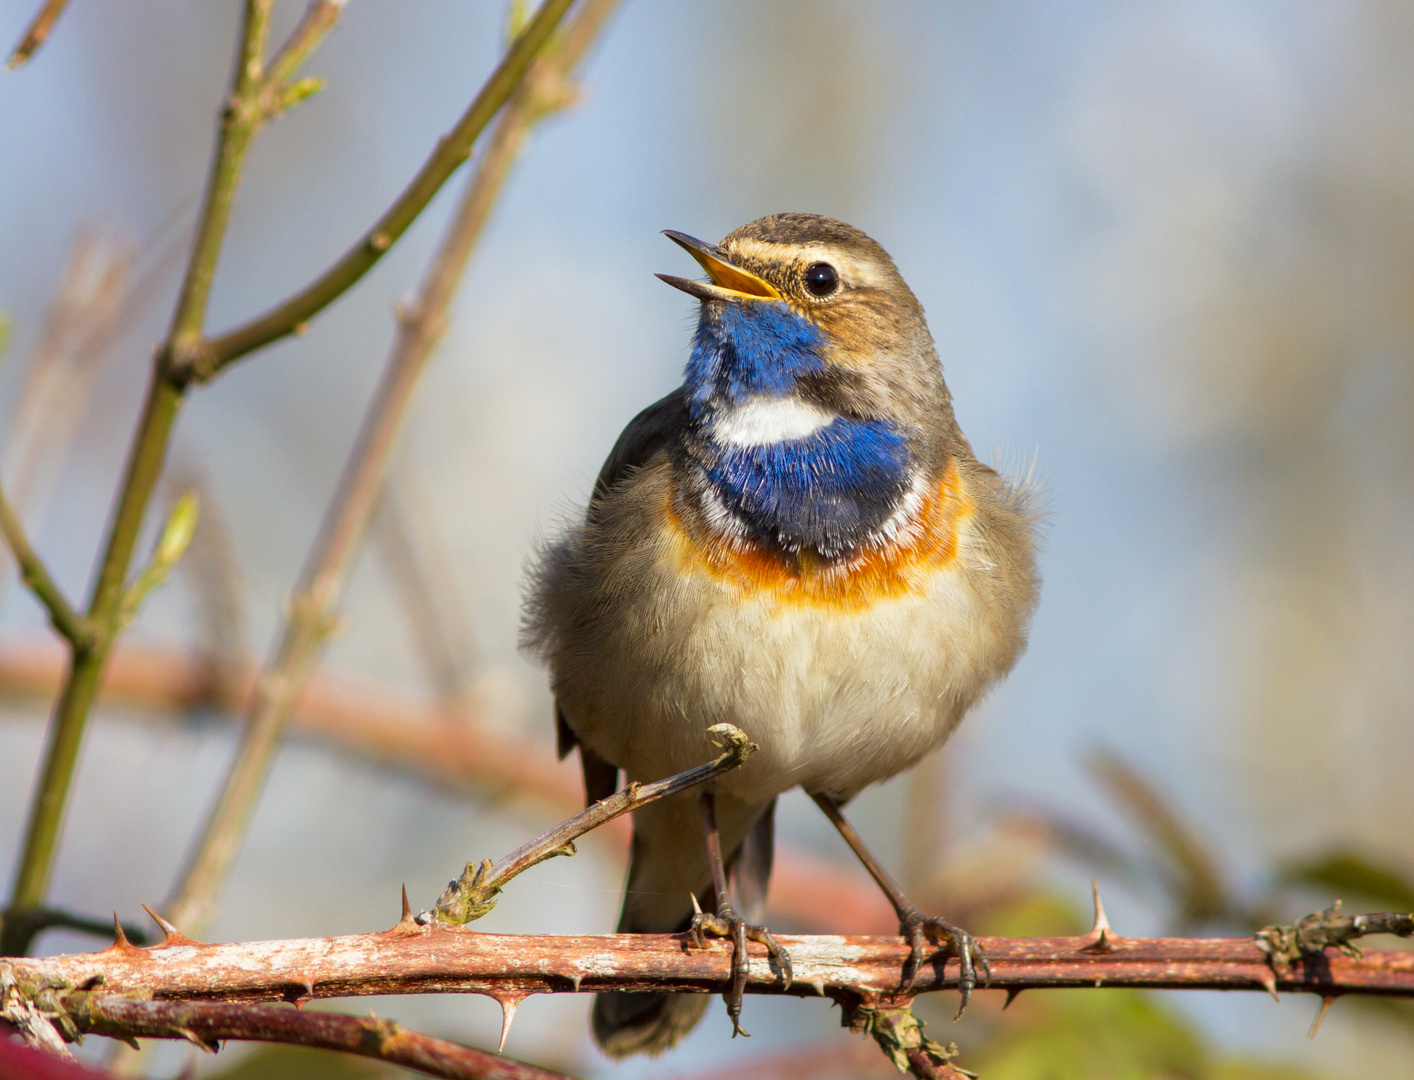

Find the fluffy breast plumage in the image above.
[{"left": 524, "top": 451, "right": 1038, "bottom": 801}]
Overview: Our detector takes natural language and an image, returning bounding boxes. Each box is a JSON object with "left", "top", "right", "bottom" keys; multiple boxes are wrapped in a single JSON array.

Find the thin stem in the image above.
[
  {"left": 3, "top": 1, "right": 281, "bottom": 957},
  {"left": 3, "top": 378, "right": 183, "bottom": 954},
  {"left": 6, "top": 0, "right": 70, "bottom": 69},
  {"left": 164, "top": 0, "right": 274, "bottom": 358},
  {"left": 262, "top": 0, "right": 347, "bottom": 97},
  {"left": 812, "top": 791, "right": 913, "bottom": 918},
  {"left": 0, "top": 480, "right": 92, "bottom": 647},
  {"left": 161, "top": 0, "right": 608, "bottom": 938},
  {"left": 194, "top": 0, "right": 576, "bottom": 378},
  {"left": 77, "top": 999, "right": 574, "bottom": 1080},
  {"left": 432, "top": 725, "right": 755, "bottom": 925}
]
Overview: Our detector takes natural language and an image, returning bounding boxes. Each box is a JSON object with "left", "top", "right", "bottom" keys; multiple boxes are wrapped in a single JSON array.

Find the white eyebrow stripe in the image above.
[{"left": 712, "top": 397, "right": 838, "bottom": 447}]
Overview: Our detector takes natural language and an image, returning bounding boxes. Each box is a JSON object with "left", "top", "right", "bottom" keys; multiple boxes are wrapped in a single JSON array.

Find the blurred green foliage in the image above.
[
  {"left": 964, "top": 990, "right": 1327, "bottom": 1080},
  {"left": 1279, "top": 852, "right": 1414, "bottom": 915},
  {"left": 208, "top": 1043, "right": 403, "bottom": 1080}
]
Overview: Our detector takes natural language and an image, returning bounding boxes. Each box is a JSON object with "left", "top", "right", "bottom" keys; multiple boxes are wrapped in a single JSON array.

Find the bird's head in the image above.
[{"left": 659, "top": 213, "right": 956, "bottom": 450}]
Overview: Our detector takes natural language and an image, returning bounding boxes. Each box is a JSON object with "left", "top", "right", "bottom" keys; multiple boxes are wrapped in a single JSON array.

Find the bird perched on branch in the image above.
[{"left": 524, "top": 213, "right": 1040, "bottom": 1057}]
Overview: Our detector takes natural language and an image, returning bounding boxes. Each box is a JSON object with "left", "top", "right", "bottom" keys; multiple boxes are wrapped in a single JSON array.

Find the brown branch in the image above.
[
  {"left": 5, "top": 926, "right": 1412, "bottom": 1012},
  {"left": 6, "top": 0, "right": 69, "bottom": 69},
  {"left": 75, "top": 999, "right": 574, "bottom": 1080},
  {"left": 432, "top": 724, "right": 755, "bottom": 924}
]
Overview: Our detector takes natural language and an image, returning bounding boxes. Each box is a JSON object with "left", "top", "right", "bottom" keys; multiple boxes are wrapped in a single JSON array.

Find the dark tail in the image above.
[{"left": 591, "top": 797, "right": 775, "bottom": 1058}]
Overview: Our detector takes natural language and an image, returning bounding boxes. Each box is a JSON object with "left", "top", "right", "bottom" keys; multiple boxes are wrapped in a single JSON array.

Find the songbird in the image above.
[{"left": 524, "top": 213, "right": 1040, "bottom": 1058}]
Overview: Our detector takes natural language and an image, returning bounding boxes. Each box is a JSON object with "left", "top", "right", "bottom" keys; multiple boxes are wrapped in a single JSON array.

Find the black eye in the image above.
[{"left": 804, "top": 262, "right": 839, "bottom": 298}]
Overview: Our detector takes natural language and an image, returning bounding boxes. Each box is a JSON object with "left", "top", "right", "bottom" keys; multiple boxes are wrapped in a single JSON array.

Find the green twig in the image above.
[
  {"left": 189, "top": 0, "right": 575, "bottom": 380},
  {"left": 0, "top": 479, "right": 93, "bottom": 648},
  {"left": 160, "top": 0, "right": 606, "bottom": 939},
  {"left": 162, "top": 0, "right": 277, "bottom": 366},
  {"left": 262, "top": 0, "right": 347, "bottom": 103},
  {"left": 117, "top": 491, "right": 200, "bottom": 629},
  {"left": 3, "top": 0, "right": 578, "bottom": 962},
  {"left": 2, "top": 1, "right": 284, "bottom": 958}
]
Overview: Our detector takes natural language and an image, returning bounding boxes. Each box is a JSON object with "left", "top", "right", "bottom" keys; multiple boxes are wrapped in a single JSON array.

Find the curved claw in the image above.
[
  {"left": 743, "top": 923, "right": 793, "bottom": 991},
  {"left": 689, "top": 903, "right": 793, "bottom": 1038},
  {"left": 899, "top": 910, "right": 989, "bottom": 1019}
]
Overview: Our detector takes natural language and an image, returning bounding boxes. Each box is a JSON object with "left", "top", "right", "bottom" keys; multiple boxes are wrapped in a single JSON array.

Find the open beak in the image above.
[{"left": 656, "top": 230, "right": 782, "bottom": 303}]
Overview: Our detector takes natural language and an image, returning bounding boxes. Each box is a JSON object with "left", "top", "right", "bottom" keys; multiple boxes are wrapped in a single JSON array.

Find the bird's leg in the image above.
[
  {"left": 811, "top": 791, "right": 989, "bottom": 1018},
  {"left": 689, "top": 791, "right": 793, "bottom": 1037}
]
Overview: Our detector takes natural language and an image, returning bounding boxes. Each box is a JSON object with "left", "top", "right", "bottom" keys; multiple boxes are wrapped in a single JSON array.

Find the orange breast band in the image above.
[{"left": 665, "top": 464, "right": 973, "bottom": 612}]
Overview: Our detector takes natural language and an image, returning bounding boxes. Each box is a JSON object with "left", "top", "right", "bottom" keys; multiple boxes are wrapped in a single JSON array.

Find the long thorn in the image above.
[{"left": 1309, "top": 995, "right": 1336, "bottom": 1038}]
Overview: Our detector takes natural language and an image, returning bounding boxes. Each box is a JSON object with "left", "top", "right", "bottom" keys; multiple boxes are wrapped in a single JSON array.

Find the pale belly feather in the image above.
[{"left": 561, "top": 515, "right": 1010, "bottom": 803}]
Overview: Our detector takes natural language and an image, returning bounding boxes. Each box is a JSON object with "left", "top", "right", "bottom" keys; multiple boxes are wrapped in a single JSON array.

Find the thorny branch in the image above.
[
  {"left": 2, "top": 778, "right": 1409, "bottom": 1080},
  {"left": 76, "top": 999, "right": 575, "bottom": 1080},
  {"left": 432, "top": 723, "right": 756, "bottom": 925},
  {"left": 3, "top": 919, "right": 1412, "bottom": 1043}
]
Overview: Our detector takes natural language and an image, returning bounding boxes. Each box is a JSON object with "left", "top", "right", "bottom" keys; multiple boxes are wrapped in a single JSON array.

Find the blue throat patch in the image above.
[{"left": 683, "top": 302, "right": 912, "bottom": 557}]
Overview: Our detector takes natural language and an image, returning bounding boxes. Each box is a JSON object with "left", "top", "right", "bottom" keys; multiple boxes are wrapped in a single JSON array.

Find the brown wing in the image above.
[{"left": 557, "top": 387, "right": 689, "bottom": 805}]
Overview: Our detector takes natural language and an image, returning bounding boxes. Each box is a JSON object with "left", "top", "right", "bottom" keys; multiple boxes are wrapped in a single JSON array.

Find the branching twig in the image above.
[
  {"left": 158, "top": 0, "right": 613, "bottom": 940},
  {"left": 261, "top": 0, "right": 348, "bottom": 110},
  {"left": 0, "top": 1, "right": 287, "bottom": 958},
  {"left": 0, "top": 483, "right": 92, "bottom": 648},
  {"left": 186, "top": 0, "right": 577, "bottom": 380},
  {"left": 432, "top": 723, "right": 755, "bottom": 924},
  {"left": 3, "top": 0, "right": 572, "bottom": 959}
]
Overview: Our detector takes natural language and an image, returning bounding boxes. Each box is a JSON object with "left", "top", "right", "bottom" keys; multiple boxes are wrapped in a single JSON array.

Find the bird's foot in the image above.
[
  {"left": 899, "top": 908, "right": 990, "bottom": 1019},
  {"left": 689, "top": 900, "right": 793, "bottom": 1038}
]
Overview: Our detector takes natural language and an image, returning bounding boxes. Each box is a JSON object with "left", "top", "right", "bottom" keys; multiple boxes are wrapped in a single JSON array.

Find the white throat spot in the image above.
[{"left": 712, "top": 397, "right": 837, "bottom": 447}]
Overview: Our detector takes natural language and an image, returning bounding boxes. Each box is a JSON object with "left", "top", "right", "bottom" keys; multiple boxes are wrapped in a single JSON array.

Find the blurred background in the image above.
[{"left": 2, "top": 1, "right": 1413, "bottom": 1077}]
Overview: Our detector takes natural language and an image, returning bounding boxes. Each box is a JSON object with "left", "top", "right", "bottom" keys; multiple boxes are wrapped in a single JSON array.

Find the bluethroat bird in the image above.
[{"left": 524, "top": 213, "right": 1040, "bottom": 1057}]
